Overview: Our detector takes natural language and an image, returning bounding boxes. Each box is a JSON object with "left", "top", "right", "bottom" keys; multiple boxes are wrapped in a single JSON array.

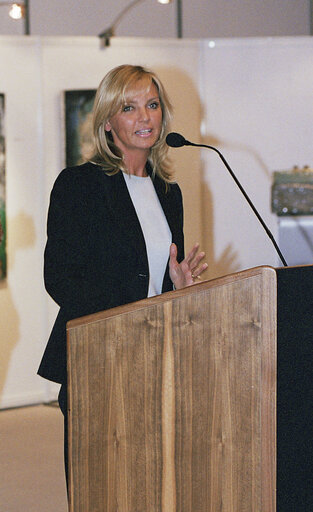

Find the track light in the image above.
[
  {"left": 98, "top": 0, "right": 173, "bottom": 47},
  {"left": 0, "top": 1, "right": 29, "bottom": 34},
  {"left": 9, "top": 3, "right": 24, "bottom": 19}
]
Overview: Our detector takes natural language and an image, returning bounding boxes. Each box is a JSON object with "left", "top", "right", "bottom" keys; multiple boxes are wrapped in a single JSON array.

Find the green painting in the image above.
[
  {"left": 0, "top": 93, "right": 6, "bottom": 280},
  {"left": 65, "top": 89, "right": 96, "bottom": 167}
]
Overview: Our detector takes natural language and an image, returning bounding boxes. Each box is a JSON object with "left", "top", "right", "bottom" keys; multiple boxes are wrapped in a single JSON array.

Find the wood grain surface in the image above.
[{"left": 67, "top": 266, "right": 277, "bottom": 511}]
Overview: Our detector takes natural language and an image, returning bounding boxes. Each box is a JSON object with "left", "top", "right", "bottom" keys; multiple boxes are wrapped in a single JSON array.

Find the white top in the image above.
[{"left": 123, "top": 172, "right": 172, "bottom": 297}]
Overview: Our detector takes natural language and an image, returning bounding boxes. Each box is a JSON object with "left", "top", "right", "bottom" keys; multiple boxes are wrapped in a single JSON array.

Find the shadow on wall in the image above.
[
  {"left": 0, "top": 211, "right": 36, "bottom": 398},
  {"left": 201, "top": 178, "right": 239, "bottom": 280},
  {"left": 202, "top": 132, "right": 271, "bottom": 178},
  {"left": 200, "top": 131, "right": 273, "bottom": 279}
]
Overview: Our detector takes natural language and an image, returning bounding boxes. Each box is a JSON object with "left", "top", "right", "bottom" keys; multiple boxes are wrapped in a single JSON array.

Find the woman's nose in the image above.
[{"left": 137, "top": 107, "right": 149, "bottom": 121}]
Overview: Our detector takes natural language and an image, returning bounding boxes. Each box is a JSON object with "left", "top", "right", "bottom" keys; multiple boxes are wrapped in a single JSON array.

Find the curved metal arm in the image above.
[
  {"left": 98, "top": 0, "right": 145, "bottom": 45},
  {"left": 110, "top": 0, "right": 145, "bottom": 32},
  {"left": 98, "top": 0, "right": 173, "bottom": 46}
]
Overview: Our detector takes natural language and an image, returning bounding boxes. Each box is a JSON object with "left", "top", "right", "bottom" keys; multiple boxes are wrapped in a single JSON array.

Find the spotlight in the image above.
[
  {"left": 0, "top": 1, "right": 29, "bottom": 34},
  {"left": 9, "top": 3, "right": 24, "bottom": 19}
]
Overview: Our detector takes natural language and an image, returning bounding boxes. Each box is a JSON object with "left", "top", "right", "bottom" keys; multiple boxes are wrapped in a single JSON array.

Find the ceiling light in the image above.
[
  {"left": 9, "top": 3, "right": 24, "bottom": 19},
  {"left": 0, "top": 2, "right": 29, "bottom": 34}
]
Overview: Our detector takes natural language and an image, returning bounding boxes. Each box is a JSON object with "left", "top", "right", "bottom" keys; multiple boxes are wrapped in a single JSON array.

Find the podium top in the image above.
[{"left": 67, "top": 265, "right": 278, "bottom": 330}]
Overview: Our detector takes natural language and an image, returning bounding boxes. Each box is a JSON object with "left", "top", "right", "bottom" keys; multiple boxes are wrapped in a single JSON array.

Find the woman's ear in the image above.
[{"left": 105, "top": 121, "right": 111, "bottom": 132}]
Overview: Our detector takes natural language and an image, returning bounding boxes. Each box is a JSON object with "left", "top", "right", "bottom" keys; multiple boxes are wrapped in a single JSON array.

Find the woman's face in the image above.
[{"left": 105, "top": 80, "right": 162, "bottom": 157}]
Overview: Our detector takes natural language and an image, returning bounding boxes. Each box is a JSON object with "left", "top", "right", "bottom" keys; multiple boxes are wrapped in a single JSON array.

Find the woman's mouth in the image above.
[{"left": 135, "top": 129, "right": 152, "bottom": 136}]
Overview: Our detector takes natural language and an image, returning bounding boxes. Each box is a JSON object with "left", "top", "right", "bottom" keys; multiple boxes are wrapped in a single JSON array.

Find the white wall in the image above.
[
  {"left": 0, "top": 37, "right": 47, "bottom": 407},
  {"left": 0, "top": 35, "right": 312, "bottom": 408},
  {"left": 199, "top": 37, "right": 313, "bottom": 278}
]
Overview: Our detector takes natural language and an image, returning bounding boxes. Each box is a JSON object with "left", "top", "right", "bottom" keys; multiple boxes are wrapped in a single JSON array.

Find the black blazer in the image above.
[{"left": 38, "top": 162, "right": 184, "bottom": 384}]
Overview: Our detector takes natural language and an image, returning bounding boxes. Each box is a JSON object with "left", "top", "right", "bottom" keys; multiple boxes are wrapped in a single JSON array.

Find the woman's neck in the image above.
[{"left": 124, "top": 151, "right": 149, "bottom": 177}]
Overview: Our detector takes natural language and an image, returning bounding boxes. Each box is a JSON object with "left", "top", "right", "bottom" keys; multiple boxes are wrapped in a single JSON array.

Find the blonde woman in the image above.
[{"left": 38, "top": 64, "right": 207, "bottom": 483}]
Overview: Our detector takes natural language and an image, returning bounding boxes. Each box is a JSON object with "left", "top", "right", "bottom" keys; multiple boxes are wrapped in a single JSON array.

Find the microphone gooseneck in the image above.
[{"left": 166, "top": 132, "right": 288, "bottom": 267}]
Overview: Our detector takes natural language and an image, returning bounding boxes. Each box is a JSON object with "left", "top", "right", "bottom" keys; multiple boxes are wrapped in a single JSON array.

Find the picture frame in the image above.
[
  {"left": 64, "top": 89, "right": 96, "bottom": 167},
  {"left": 0, "top": 93, "right": 6, "bottom": 280}
]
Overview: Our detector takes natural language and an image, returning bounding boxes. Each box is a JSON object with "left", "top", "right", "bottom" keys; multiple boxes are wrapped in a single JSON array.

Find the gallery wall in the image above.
[
  {"left": 0, "top": 37, "right": 47, "bottom": 408},
  {"left": 199, "top": 37, "right": 313, "bottom": 278},
  {"left": 0, "top": 35, "right": 312, "bottom": 408}
]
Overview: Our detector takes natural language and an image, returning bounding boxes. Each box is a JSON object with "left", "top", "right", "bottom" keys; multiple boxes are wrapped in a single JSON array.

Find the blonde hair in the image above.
[{"left": 89, "top": 65, "right": 173, "bottom": 181}]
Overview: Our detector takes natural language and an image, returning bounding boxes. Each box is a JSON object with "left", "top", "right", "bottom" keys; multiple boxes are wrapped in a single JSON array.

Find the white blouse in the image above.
[{"left": 123, "top": 172, "right": 172, "bottom": 297}]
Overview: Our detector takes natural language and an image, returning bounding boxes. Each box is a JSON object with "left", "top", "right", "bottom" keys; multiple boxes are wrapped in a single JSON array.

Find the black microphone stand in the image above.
[{"left": 169, "top": 134, "right": 288, "bottom": 267}]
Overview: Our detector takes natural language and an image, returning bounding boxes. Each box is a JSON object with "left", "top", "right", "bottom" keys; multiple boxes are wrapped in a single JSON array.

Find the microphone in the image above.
[
  {"left": 166, "top": 132, "right": 191, "bottom": 147},
  {"left": 166, "top": 132, "right": 288, "bottom": 267}
]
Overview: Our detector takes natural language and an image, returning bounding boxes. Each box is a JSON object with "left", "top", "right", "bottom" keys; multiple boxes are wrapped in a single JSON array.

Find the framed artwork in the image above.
[
  {"left": 0, "top": 93, "right": 6, "bottom": 280},
  {"left": 64, "top": 89, "right": 96, "bottom": 167}
]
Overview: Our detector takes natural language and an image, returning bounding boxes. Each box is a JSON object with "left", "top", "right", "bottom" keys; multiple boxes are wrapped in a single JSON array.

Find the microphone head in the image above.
[{"left": 166, "top": 132, "right": 187, "bottom": 148}]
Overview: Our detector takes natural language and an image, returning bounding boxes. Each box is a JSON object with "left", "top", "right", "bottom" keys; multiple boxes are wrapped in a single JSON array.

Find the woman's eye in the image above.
[
  {"left": 149, "top": 102, "right": 159, "bottom": 109},
  {"left": 122, "top": 105, "right": 133, "bottom": 112}
]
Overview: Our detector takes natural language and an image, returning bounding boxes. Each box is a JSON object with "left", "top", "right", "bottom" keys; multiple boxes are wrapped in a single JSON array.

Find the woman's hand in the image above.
[{"left": 169, "top": 242, "right": 208, "bottom": 290}]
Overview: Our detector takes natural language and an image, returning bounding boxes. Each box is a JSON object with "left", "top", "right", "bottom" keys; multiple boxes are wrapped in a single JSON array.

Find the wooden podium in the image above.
[{"left": 66, "top": 265, "right": 312, "bottom": 511}]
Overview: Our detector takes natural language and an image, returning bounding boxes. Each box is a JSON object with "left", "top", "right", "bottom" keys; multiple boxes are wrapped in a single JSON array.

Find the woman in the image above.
[{"left": 38, "top": 64, "right": 207, "bottom": 480}]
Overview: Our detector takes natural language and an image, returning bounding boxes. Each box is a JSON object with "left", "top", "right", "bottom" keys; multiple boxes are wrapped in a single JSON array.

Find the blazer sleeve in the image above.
[
  {"left": 44, "top": 168, "right": 116, "bottom": 319},
  {"left": 160, "top": 180, "right": 185, "bottom": 293},
  {"left": 174, "top": 183, "right": 185, "bottom": 262}
]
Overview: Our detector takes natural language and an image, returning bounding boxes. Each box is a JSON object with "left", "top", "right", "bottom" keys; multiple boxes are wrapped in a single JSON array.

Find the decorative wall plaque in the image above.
[{"left": 271, "top": 166, "right": 313, "bottom": 216}]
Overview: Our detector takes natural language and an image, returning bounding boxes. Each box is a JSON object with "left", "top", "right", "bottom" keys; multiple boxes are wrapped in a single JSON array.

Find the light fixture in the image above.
[
  {"left": 98, "top": 0, "right": 174, "bottom": 47},
  {"left": 0, "top": 1, "right": 29, "bottom": 34},
  {"left": 9, "top": 3, "right": 24, "bottom": 19}
]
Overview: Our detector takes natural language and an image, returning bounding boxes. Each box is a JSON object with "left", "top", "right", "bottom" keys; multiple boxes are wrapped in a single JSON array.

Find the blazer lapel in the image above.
[
  {"left": 152, "top": 173, "right": 179, "bottom": 244},
  {"left": 103, "top": 170, "right": 147, "bottom": 260}
]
